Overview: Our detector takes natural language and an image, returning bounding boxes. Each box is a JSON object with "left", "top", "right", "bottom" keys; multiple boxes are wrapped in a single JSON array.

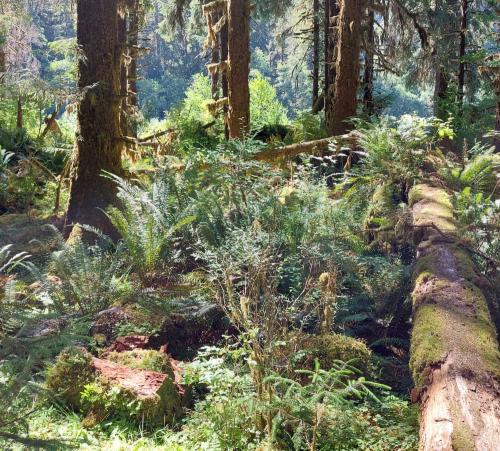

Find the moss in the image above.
[
  {"left": 410, "top": 300, "right": 500, "bottom": 391},
  {"left": 409, "top": 185, "right": 456, "bottom": 235},
  {"left": 451, "top": 420, "right": 475, "bottom": 451},
  {"left": 409, "top": 304, "right": 449, "bottom": 389},
  {"left": 105, "top": 349, "right": 174, "bottom": 377},
  {"left": 364, "top": 183, "right": 399, "bottom": 231},
  {"left": 79, "top": 376, "right": 180, "bottom": 427},
  {"left": 292, "top": 333, "right": 372, "bottom": 374},
  {"left": 46, "top": 347, "right": 96, "bottom": 409}
]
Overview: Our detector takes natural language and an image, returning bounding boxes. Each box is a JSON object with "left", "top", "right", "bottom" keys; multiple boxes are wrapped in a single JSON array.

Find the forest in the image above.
[{"left": 0, "top": 0, "right": 498, "bottom": 450}]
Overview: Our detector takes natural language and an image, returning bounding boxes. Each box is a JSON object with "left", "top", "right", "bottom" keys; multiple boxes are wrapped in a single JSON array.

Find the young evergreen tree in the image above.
[{"left": 66, "top": 0, "right": 123, "bottom": 237}]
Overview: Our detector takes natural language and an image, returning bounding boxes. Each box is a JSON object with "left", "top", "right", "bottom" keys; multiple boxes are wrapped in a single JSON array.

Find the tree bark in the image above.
[
  {"left": 434, "top": 68, "right": 449, "bottom": 121},
  {"left": 324, "top": 0, "right": 339, "bottom": 131},
  {"left": 118, "top": 12, "right": 129, "bottom": 138},
  {"left": 495, "top": 82, "right": 500, "bottom": 153},
  {"left": 312, "top": 0, "right": 320, "bottom": 110},
  {"left": 16, "top": 96, "right": 23, "bottom": 129},
  {"left": 457, "top": 0, "right": 469, "bottom": 117},
  {"left": 327, "top": 0, "right": 362, "bottom": 136},
  {"left": 221, "top": 16, "right": 229, "bottom": 140},
  {"left": 227, "top": 0, "right": 250, "bottom": 139},
  {"left": 66, "top": 0, "right": 123, "bottom": 238},
  {"left": 409, "top": 184, "right": 500, "bottom": 451},
  {"left": 363, "top": 2, "right": 375, "bottom": 116},
  {"left": 128, "top": 0, "right": 139, "bottom": 138}
]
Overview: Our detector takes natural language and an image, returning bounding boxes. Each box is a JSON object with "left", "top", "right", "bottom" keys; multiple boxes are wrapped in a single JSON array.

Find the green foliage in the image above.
[
  {"left": 441, "top": 144, "right": 499, "bottom": 195},
  {"left": 346, "top": 115, "right": 449, "bottom": 191},
  {"left": 289, "top": 111, "right": 328, "bottom": 142},
  {"left": 106, "top": 350, "right": 173, "bottom": 375},
  {"left": 106, "top": 173, "right": 195, "bottom": 276},
  {"left": 249, "top": 71, "right": 289, "bottom": 130},
  {"left": 46, "top": 237, "right": 133, "bottom": 314}
]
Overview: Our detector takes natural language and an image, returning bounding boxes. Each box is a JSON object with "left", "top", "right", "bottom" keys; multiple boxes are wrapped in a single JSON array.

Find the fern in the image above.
[{"left": 105, "top": 173, "right": 195, "bottom": 275}]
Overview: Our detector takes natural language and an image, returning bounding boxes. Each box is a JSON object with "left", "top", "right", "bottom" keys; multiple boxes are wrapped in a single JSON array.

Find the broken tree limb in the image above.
[{"left": 409, "top": 184, "right": 500, "bottom": 451}]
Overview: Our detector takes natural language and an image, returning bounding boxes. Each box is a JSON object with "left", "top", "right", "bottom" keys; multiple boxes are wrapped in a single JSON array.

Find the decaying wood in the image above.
[{"left": 409, "top": 184, "right": 500, "bottom": 451}]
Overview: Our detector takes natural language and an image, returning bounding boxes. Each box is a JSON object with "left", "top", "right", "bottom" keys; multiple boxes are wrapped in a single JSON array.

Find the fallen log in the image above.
[
  {"left": 252, "top": 131, "right": 359, "bottom": 162},
  {"left": 409, "top": 184, "right": 500, "bottom": 451}
]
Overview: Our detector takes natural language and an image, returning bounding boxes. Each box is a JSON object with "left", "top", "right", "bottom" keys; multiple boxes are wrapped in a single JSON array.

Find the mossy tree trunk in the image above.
[
  {"left": 66, "top": 0, "right": 123, "bottom": 237},
  {"left": 227, "top": 0, "right": 250, "bottom": 139},
  {"left": 456, "top": 0, "right": 469, "bottom": 116},
  {"left": 409, "top": 184, "right": 500, "bottom": 451},
  {"left": 312, "top": 0, "right": 320, "bottom": 110},
  {"left": 324, "top": 0, "right": 339, "bottom": 130},
  {"left": 127, "top": 0, "right": 139, "bottom": 138},
  {"left": 118, "top": 12, "right": 129, "bottom": 138},
  {"left": 326, "top": 0, "right": 362, "bottom": 135},
  {"left": 363, "top": 2, "right": 375, "bottom": 116}
]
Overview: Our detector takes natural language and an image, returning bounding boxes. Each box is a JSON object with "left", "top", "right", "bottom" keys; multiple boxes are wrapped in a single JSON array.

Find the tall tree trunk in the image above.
[
  {"left": 328, "top": 0, "right": 362, "bottom": 135},
  {"left": 227, "top": 0, "right": 250, "bottom": 139},
  {"left": 409, "top": 184, "right": 500, "bottom": 451},
  {"left": 457, "top": 0, "right": 469, "bottom": 117},
  {"left": 495, "top": 79, "right": 500, "bottom": 154},
  {"left": 363, "top": 2, "right": 375, "bottom": 116},
  {"left": 118, "top": 12, "right": 129, "bottom": 138},
  {"left": 128, "top": 0, "right": 139, "bottom": 138},
  {"left": 16, "top": 96, "right": 23, "bottom": 129},
  {"left": 434, "top": 67, "right": 449, "bottom": 120},
  {"left": 324, "top": 0, "right": 339, "bottom": 131},
  {"left": 66, "top": 0, "right": 123, "bottom": 238},
  {"left": 211, "top": 11, "right": 221, "bottom": 100},
  {"left": 312, "top": 0, "right": 320, "bottom": 110},
  {"left": 220, "top": 18, "right": 229, "bottom": 140}
]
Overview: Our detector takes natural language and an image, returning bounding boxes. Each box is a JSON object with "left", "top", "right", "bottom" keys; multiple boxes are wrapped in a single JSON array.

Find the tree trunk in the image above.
[
  {"left": 312, "top": 0, "right": 320, "bottom": 110},
  {"left": 66, "top": 0, "right": 123, "bottom": 238},
  {"left": 327, "top": 0, "right": 362, "bottom": 136},
  {"left": 457, "top": 0, "right": 469, "bottom": 117},
  {"left": 128, "top": 0, "right": 139, "bottom": 138},
  {"left": 363, "top": 2, "right": 375, "bottom": 116},
  {"left": 495, "top": 83, "right": 500, "bottom": 153},
  {"left": 220, "top": 16, "right": 229, "bottom": 140},
  {"left": 227, "top": 0, "right": 250, "bottom": 139},
  {"left": 409, "top": 184, "right": 500, "bottom": 451},
  {"left": 118, "top": 12, "right": 129, "bottom": 138},
  {"left": 324, "top": 0, "right": 339, "bottom": 131},
  {"left": 16, "top": 96, "right": 23, "bottom": 129},
  {"left": 434, "top": 67, "right": 449, "bottom": 120}
]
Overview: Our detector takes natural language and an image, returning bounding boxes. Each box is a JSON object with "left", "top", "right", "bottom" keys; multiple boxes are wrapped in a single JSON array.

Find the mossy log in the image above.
[
  {"left": 252, "top": 131, "right": 358, "bottom": 162},
  {"left": 409, "top": 184, "right": 500, "bottom": 450}
]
